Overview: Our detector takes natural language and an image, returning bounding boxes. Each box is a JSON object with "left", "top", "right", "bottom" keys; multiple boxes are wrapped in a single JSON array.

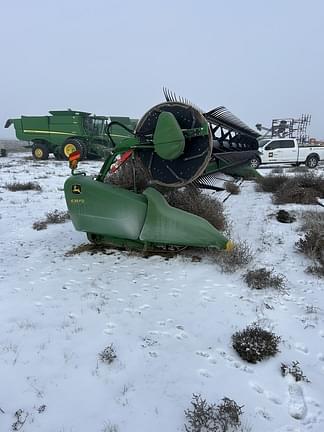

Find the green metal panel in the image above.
[
  {"left": 18, "top": 114, "right": 79, "bottom": 147},
  {"left": 20, "top": 116, "right": 51, "bottom": 142},
  {"left": 49, "top": 115, "right": 83, "bottom": 138},
  {"left": 153, "top": 112, "right": 185, "bottom": 160},
  {"left": 22, "top": 115, "right": 49, "bottom": 129},
  {"left": 65, "top": 176, "right": 229, "bottom": 250},
  {"left": 205, "top": 160, "right": 261, "bottom": 179},
  {"left": 50, "top": 116, "right": 80, "bottom": 126},
  {"left": 223, "top": 165, "right": 262, "bottom": 178},
  {"left": 12, "top": 119, "right": 24, "bottom": 140},
  {"left": 140, "top": 187, "right": 228, "bottom": 249},
  {"left": 65, "top": 176, "right": 147, "bottom": 239}
]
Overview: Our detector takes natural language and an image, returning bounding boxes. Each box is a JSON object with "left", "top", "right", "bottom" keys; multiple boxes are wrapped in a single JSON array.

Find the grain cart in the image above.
[
  {"left": 5, "top": 110, "right": 137, "bottom": 160},
  {"left": 64, "top": 91, "right": 260, "bottom": 251}
]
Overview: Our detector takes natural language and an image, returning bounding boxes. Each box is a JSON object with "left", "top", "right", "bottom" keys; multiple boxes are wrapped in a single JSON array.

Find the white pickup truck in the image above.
[{"left": 250, "top": 138, "right": 324, "bottom": 169}]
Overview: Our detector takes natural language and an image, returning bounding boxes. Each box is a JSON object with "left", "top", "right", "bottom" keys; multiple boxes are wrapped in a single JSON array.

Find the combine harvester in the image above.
[
  {"left": 65, "top": 90, "right": 261, "bottom": 251},
  {"left": 5, "top": 110, "right": 137, "bottom": 160}
]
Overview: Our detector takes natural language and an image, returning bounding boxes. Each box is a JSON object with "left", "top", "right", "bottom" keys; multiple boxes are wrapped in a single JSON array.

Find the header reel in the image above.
[
  {"left": 98, "top": 101, "right": 213, "bottom": 187},
  {"left": 97, "top": 91, "right": 260, "bottom": 190},
  {"left": 135, "top": 102, "right": 212, "bottom": 187}
]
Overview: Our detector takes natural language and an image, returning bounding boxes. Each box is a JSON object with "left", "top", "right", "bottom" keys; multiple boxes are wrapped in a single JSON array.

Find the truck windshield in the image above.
[{"left": 258, "top": 139, "right": 270, "bottom": 147}]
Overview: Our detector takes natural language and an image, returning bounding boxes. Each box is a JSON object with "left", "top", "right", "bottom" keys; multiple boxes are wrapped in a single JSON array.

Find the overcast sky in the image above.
[{"left": 1, "top": 0, "right": 323, "bottom": 138}]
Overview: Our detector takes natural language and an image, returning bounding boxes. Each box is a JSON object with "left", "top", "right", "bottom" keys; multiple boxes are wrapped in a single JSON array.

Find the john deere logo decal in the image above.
[{"left": 72, "top": 184, "right": 81, "bottom": 194}]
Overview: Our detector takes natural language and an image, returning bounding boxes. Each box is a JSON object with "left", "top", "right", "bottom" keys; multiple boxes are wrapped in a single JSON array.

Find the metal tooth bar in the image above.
[
  {"left": 163, "top": 89, "right": 259, "bottom": 137},
  {"left": 192, "top": 173, "right": 228, "bottom": 190},
  {"left": 205, "top": 106, "right": 260, "bottom": 138},
  {"left": 162, "top": 88, "right": 203, "bottom": 113},
  {"left": 163, "top": 87, "right": 171, "bottom": 102},
  {"left": 195, "top": 175, "right": 215, "bottom": 185}
]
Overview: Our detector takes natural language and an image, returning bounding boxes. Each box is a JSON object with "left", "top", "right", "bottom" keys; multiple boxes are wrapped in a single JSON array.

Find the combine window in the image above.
[
  {"left": 83, "top": 117, "right": 105, "bottom": 135},
  {"left": 92, "top": 119, "right": 105, "bottom": 135},
  {"left": 83, "top": 117, "right": 92, "bottom": 132}
]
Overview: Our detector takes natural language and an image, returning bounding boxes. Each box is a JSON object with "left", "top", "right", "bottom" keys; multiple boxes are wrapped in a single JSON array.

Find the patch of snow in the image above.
[{"left": 0, "top": 154, "right": 323, "bottom": 431}]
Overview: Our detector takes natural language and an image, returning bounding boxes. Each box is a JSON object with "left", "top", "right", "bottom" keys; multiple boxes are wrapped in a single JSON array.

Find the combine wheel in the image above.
[
  {"left": 249, "top": 156, "right": 261, "bottom": 169},
  {"left": 32, "top": 142, "right": 49, "bottom": 160},
  {"left": 305, "top": 155, "right": 319, "bottom": 168},
  {"left": 62, "top": 139, "right": 86, "bottom": 160}
]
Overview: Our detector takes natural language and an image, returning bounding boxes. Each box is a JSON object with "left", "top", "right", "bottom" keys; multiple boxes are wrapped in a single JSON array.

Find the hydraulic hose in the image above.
[{"left": 106, "top": 121, "right": 136, "bottom": 147}]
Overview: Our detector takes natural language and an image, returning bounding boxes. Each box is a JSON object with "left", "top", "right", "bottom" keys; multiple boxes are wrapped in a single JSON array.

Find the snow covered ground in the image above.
[{"left": 0, "top": 153, "right": 324, "bottom": 432}]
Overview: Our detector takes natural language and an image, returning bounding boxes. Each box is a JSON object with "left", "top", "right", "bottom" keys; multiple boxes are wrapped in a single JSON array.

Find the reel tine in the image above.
[
  {"left": 162, "top": 88, "right": 204, "bottom": 113},
  {"left": 204, "top": 106, "right": 260, "bottom": 138},
  {"left": 163, "top": 87, "right": 171, "bottom": 102},
  {"left": 163, "top": 87, "right": 167, "bottom": 101}
]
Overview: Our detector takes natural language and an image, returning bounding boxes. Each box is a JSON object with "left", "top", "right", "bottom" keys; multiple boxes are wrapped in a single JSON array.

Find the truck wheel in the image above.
[
  {"left": 305, "top": 155, "right": 319, "bottom": 168},
  {"left": 62, "top": 139, "right": 86, "bottom": 160},
  {"left": 32, "top": 142, "right": 49, "bottom": 160},
  {"left": 250, "top": 156, "right": 261, "bottom": 169}
]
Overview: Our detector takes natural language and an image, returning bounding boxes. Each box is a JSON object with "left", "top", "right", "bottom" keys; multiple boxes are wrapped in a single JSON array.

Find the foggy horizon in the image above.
[{"left": 1, "top": 0, "right": 323, "bottom": 139}]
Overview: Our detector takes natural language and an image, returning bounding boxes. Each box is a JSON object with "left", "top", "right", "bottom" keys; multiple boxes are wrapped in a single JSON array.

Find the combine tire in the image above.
[
  {"left": 32, "top": 142, "right": 49, "bottom": 160},
  {"left": 249, "top": 156, "right": 261, "bottom": 169},
  {"left": 62, "top": 139, "right": 86, "bottom": 160},
  {"left": 305, "top": 155, "right": 319, "bottom": 168}
]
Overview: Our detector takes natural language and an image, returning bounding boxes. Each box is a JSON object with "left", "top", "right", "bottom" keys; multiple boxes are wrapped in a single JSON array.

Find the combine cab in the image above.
[
  {"left": 64, "top": 91, "right": 261, "bottom": 251},
  {"left": 5, "top": 110, "right": 137, "bottom": 160}
]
